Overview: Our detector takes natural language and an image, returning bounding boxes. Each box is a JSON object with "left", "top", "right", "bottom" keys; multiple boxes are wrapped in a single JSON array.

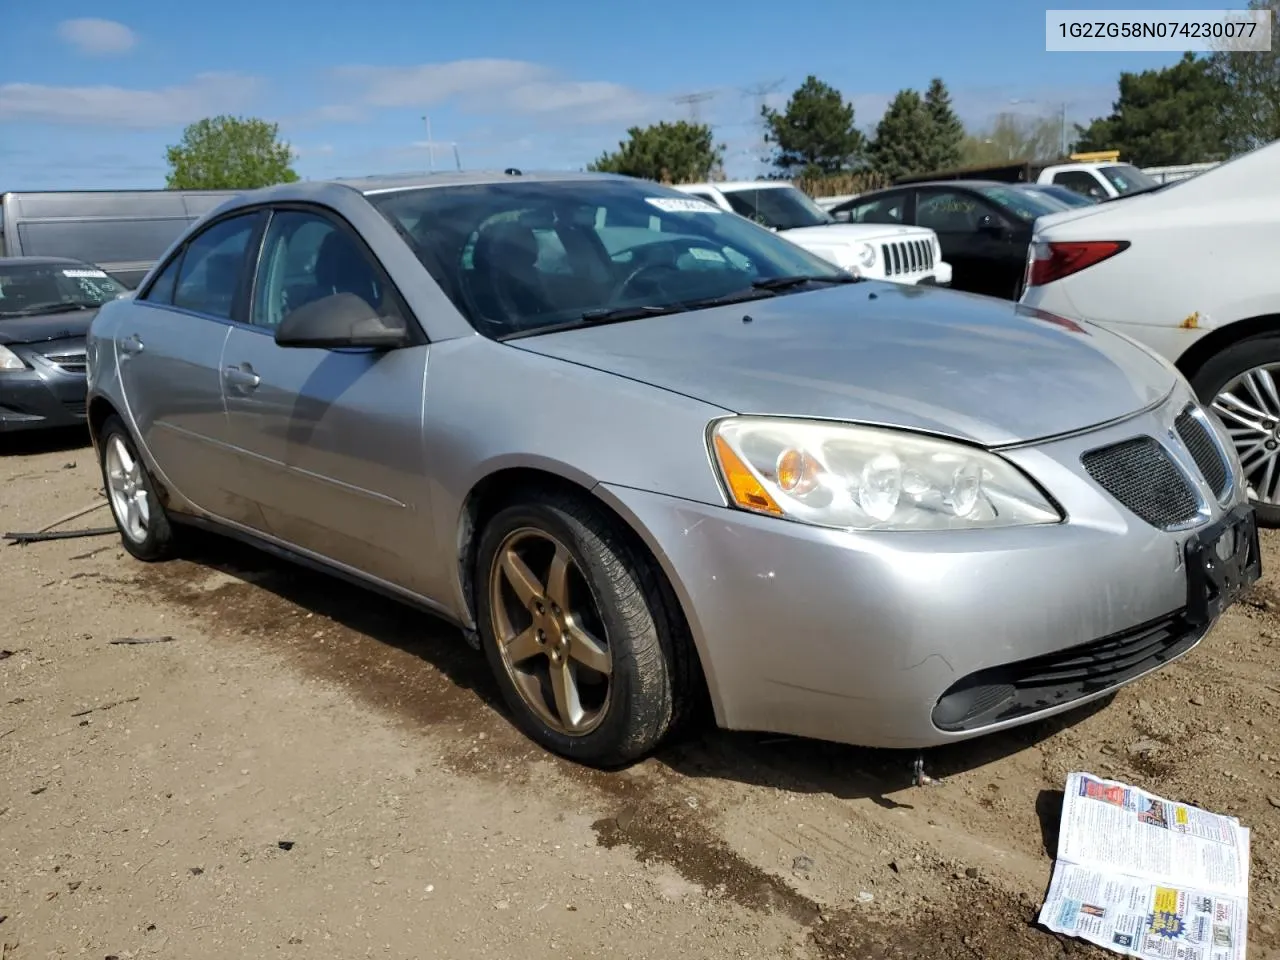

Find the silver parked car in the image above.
[{"left": 85, "top": 171, "right": 1261, "bottom": 766}]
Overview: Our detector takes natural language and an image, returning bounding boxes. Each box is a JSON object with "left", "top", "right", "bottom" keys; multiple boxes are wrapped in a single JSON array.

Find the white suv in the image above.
[
  {"left": 1019, "top": 139, "right": 1280, "bottom": 522},
  {"left": 674, "top": 181, "right": 951, "bottom": 287}
]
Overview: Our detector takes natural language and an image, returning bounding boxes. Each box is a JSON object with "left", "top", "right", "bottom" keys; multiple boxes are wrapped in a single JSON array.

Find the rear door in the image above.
[
  {"left": 114, "top": 209, "right": 265, "bottom": 516},
  {"left": 220, "top": 205, "right": 432, "bottom": 591}
]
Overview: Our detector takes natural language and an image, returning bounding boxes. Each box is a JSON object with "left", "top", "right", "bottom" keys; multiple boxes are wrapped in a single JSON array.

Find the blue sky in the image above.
[{"left": 0, "top": 0, "right": 1229, "bottom": 190}]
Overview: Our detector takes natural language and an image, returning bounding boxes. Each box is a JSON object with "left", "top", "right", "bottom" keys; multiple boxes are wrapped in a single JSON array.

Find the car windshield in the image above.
[
  {"left": 0, "top": 261, "right": 127, "bottom": 317},
  {"left": 977, "top": 185, "right": 1070, "bottom": 220},
  {"left": 720, "top": 185, "right": 835, "bottom": 230},
  {"left": 1099, "top": 163, "right": 1159, "bottom": 195},
  {"left": 370, "top": 178, "right": 852, "bottom": 339}
]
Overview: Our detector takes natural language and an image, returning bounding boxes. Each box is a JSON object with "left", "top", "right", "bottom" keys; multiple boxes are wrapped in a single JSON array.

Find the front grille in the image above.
[
  {"left": 1082, "top": 436, "right": 1199, "bottom": 528},
  {"left": 1175, "top": 406, "right": 1229, "bottom": 499},
  {"left": 932, "top": 611, "right": 1199, "bottom": 731},
  {"left": 880, "top": 240, "right": 934, "bottom": 277},
  {"left": 44, "top": 351, "right": 87, "bottom": 374}
]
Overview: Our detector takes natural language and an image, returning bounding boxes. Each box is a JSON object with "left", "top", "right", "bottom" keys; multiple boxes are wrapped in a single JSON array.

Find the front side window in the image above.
[
  {"left": 915, "top": 191, "right": 995, "bottom": 233},
  {"left": 1099, "top": 164, "right": 1158, "bottom": 195},
  {"left": 251, "top": 210, "right": 391, "bottom": 329},
  {"left": 173, "top": 213, "right": 259, "bottom": 319},
  {"left": 721, "top": 186, "right": 833, "bottom": 230},
  {"left": 0, "top": 261, "right": 128, "bottom": 317},
  {"left": 371, "top": 178, "right": 849, "bottom": 339}
]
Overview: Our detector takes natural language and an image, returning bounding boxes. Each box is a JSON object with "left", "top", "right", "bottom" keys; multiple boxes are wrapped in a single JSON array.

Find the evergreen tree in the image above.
[
  {"left": 761, "top": 75, "right": 865, "bottom": 177},
  {"left": 869, "top": 90, "right": 935, "bottom": 182},
  {"left": 923, "top": 77, "right": 964, "bottom": 171}
]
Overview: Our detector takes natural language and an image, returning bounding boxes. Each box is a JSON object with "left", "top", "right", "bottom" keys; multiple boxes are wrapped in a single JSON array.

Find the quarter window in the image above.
[
  {"left": 251, "top": 210, "right": 391, "bottom": 330},
  {"left": 172, "top": 214, "right": 260, "bottom": 319}
]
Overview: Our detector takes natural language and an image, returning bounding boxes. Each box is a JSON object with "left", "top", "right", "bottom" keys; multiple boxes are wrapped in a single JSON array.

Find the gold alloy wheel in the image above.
[{"left": 488, "top": 528, "right": 613, "bottom": 736}]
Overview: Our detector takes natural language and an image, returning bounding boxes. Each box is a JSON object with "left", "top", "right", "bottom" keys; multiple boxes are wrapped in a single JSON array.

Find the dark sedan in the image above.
[
  {"left": 829, "top": 181, "right": 1069, "bottom": 300},
  {"left": 0, "top": 257, "right": 129, "bottom": 433}
]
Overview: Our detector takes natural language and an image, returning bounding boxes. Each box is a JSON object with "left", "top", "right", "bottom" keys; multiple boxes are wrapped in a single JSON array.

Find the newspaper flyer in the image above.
[{"left": 1038, "top": 772, "right": 1251, "bottom": 960}]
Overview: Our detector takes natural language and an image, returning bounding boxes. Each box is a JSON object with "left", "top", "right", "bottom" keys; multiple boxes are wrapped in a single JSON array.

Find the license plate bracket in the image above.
[{"left": 1185, "top": 505, "right": 1262, "bottom": 628}]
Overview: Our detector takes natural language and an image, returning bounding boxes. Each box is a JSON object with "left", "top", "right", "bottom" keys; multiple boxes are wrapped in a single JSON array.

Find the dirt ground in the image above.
[{"left": 2, "top": 428, "right": 1279, "bottom": 960}]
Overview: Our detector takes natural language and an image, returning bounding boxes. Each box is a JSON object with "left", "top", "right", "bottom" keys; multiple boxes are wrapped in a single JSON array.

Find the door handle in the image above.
[
  {"left": 120, "top": 334, "right": 144, "bottom": 356},
  {"left": 223, "top": 363, "right": 261, "bottom": 390}
]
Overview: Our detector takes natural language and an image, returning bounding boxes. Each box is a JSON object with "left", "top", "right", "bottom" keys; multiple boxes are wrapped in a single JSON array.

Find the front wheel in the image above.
[
  {"left": 474, "top": 492, "right": 689, "bottom": 766},
  {"left": 1190, "top": 336, "right": 1280, "bottom": 527},
  {"left": 97, "top": 415, "right": 176, "bottom": 560}
]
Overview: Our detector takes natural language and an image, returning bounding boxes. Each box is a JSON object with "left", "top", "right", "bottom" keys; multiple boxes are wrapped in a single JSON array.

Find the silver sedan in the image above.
[{"left": 85, "top": 171, "right": 1261, "bottom": 766}]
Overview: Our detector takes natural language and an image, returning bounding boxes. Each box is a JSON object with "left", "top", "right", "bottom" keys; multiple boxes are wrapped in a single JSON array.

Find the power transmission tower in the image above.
[
  {"left": 741, "top": 78, "right": 786, "bottom": 164},
  {"left": 673, "top": 91, "right": 715, "bottom": 122}
]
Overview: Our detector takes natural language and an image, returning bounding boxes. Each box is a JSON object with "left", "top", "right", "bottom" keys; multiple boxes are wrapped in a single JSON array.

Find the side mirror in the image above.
[{"left": 274, "top": 292, "right": 409, "bottom": 350}]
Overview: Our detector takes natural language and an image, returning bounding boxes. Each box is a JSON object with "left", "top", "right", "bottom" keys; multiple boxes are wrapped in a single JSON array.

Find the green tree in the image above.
[
  {"left": 165, "top": 115, "right": 299, "bottom": 190},
  {"left": 868, "top": 90, "right": 935, "bottom": 181},
  {"left": 761, "top": 75, "right": 864, "bottom": 177},
  {"left": 1073, "top": 54, "right": 1231, "bottom": 166},
  {"left": 588, "top": 121, "right": 723, "bottom": 183},
  {"left": 959, "top": 113, "right": 1065, "bottom": 165},
  {"left": 923, "top": 77, "right": 964, "bottom": 170},
  {"left": 1209, "top": 0, "right": 1280, "bottom": 154}
]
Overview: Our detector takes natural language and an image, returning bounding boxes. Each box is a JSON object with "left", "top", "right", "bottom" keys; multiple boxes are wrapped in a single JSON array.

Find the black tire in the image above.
[
  {"left": 97, "top": 414, "right": 176, "bottom": 561},
  {"left": 1189, "top": 335, "right": 1280, "bottom": 527},
  {"left": 474, "top": 490, "right": 695, "bottom": 767}
]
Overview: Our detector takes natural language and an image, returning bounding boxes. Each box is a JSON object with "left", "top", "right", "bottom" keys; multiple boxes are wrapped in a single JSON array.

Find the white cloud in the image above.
[
  {"left": 0, "top": 72, "right": 260, "bottom": 128},
  {"left": 56, "top": 18, "right": 137, "bottom": 56},
  {"left": 337, "top": 58, "right": 663, "bottom": 126}
]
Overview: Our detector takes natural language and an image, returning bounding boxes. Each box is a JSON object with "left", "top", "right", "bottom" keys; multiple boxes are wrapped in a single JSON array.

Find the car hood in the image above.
[
  {"left": 781, "top": 223, "right": 934, "bottom": 244},
  {"left": 510, "top": 283, "right": 1175, "bottom": 447},
  {"left": 0, "top": 308, "right": 98, "bottom": 345}
]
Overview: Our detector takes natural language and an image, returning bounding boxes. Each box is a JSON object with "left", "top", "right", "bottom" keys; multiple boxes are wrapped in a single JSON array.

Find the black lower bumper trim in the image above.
[{"left": 931, "top": 610, "right": 1201, "bottom": 732}]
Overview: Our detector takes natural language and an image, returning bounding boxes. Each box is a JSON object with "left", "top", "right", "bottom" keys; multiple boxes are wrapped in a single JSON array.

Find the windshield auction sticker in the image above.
[{"left": 645, "top": 197, "right": 722, "bottom": 213}]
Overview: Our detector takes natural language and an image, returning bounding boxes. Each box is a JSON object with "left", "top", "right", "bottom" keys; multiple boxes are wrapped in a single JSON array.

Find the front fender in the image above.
[{"left": 417, "top": 336, "right": 733, "bottom": 618}]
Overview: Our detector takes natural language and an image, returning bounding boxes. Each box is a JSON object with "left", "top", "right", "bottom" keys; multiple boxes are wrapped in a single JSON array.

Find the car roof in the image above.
[
  {"left": 193, "top": 170, "right": 646, "bottom": 218},
  {"left": 679, "top": 181, "right": 793, "bottom": 192}
]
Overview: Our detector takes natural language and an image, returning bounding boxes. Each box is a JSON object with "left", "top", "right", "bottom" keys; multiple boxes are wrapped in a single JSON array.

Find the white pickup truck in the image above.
[{"left": 672, "top": 181, "right": 951, "bottom": 287}]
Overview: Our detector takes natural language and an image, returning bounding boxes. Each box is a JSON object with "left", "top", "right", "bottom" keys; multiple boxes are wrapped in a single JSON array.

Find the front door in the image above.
[
  {"left": 221, "top": 206, "right": 433, "bottom": 593},
  {"left": 913, "top": 189, "right": 1022, "bottom": 298},
  {"left": 114, "top": 210, "right": 264, "bottom": 517}
]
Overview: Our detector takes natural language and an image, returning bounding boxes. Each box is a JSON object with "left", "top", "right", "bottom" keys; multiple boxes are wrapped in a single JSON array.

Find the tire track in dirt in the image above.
[{"left": 117, "top": 530, "right": 1120, "bottom": 959}]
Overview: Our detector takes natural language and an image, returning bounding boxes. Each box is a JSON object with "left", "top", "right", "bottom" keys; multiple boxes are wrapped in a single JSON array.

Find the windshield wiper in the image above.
[
  {"left": 752, "top": 274, "right": 862, "bottom": 292},
  {"left": 579, "top": 304, "right": 681, "bottom": 323},
  {"left": 5, "top": 302, "right": 95, "bottom": 316}
]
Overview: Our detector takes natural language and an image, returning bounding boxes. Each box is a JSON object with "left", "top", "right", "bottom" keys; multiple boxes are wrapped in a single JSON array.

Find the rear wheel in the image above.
[
  {"left": 97, "top": 415, "right": 176, "bottom": 560},
  {"left": 474, "top": 491, "right": 690, "bottom": 766},
  {"left": 1190, "top": 336, "right": 1280, "bottom": 527}
]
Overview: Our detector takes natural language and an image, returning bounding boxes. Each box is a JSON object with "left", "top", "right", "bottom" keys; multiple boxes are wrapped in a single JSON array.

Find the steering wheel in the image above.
[{"left": 609, "top": 262, "right": 685, "bottom": 302}]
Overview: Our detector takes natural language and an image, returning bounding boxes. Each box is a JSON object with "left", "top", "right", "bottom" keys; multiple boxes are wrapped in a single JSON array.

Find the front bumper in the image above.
[
  {"left": 599, "top": 394, "right": 1256, "bottom": 749},
  {"left": 0, "top": 341, "right": 89, "bottom": 434}
]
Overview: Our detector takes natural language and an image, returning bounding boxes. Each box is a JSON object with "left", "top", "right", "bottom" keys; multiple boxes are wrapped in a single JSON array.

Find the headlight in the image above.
[
  {"left": 857, "top": 243, "right": 876, "bottom": 268},
  {"left": 710, "top": 417, "right": 1062, "bottom": 531},
  {"left": 0, "top": 345, "right": 27, "bottom": 371}
]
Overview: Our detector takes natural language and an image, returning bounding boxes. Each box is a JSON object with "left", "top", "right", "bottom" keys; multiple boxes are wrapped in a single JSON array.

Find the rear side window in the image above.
[
  {"left": 173, "top": 214, "right": 259, "bottom": 319},
  {"left": 1052, "top": 170, "right": 1107, "bottom": 200},
  {"left": 143, "top": 253, "right": 183, "bottom": 305}
]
